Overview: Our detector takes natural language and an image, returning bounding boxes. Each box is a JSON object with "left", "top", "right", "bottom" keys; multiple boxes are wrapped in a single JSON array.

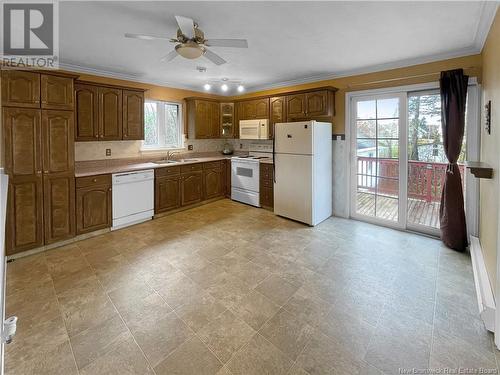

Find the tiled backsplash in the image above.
[{"left": 74, "top": 138, "right": 272, "bottom": 161}]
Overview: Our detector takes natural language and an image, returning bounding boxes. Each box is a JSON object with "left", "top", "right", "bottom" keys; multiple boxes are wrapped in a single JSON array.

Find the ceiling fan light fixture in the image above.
[
  {"left": 204, "top": 83, "right": 211, "bottom": 91},
  {"left": 175, "top": 42, "right": 204, "bottom": 59}
]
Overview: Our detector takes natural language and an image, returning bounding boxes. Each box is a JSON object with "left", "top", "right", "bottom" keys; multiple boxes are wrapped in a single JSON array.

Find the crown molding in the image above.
[
  {"left": 473, "top": 1, "right": 499, "bottom": 51},
  {"left": 242, "top": 47, "right": 481, "bottom": 94}
]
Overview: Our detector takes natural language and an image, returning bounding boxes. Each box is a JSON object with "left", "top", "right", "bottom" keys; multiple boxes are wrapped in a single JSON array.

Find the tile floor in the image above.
[{"left": 5, "top": 199, "right": 498, "bottom": 375}]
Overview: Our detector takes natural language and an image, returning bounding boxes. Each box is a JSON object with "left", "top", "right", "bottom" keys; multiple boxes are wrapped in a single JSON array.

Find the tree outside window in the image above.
[{"left": 143, "top": 100, "right": 182, "bottom": 149}]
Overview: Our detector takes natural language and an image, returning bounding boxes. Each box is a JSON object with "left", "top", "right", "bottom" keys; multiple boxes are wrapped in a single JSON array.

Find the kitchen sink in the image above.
[
  {"left": 179, "top": 158, "right": 199, "bottom": 162},
  {"left": 153, "top": 160, "right": 179, "bottom": 164}
]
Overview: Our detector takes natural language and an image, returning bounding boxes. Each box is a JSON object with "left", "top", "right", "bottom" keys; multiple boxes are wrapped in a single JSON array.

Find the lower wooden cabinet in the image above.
[
  {"left": 181, "top": 171, "right": 203, "bottom": 206},
  {"left": 76, "top": 175, "right": 112, "bottom": 235},
  {"left": 260, "top": 163, "right": 274, "bottom": 210},
  {"left": 155, "top": 176, "right": 181, "bottom": 214},
  {"left": 225, "top": 160, "right": 231, "bottom": 198},
  {"left": 6, "top": 176, "right": 44, "bottom": 255},
  {"left": 203, "top": 161, "right": 223, "bottom": 200},
  {"left": 44, "top": 174, "right": 76, "bottom": 244}
]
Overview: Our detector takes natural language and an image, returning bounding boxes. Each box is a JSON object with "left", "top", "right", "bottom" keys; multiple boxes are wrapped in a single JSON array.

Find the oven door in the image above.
[{"left": 231, "top": 159, "right": 260, "bottom": 192}]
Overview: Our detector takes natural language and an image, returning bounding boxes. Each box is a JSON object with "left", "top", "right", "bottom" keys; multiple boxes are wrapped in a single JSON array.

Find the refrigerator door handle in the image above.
[{"left": 273, "top": 134, "right": 276, "bottom": 183}]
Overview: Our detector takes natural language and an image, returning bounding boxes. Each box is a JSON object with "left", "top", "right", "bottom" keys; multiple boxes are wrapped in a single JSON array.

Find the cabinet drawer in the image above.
[
  {"left": 181, "top": 163, "right": 202, "bottom": 173},
  {"left": 76, "top": 174, "right": 111, "bottom": 188},
  {"left": 260, "top": 186, "right": 274, "bottom": 208},
  {"left": 261, "top": 178, "right": 274, "bottom": 188},
  {"left": 203, "top": 161, "right": 222, "bottom": 170},
  {"left": 155, "top": 166, "right": 181, "bottom": 177}
]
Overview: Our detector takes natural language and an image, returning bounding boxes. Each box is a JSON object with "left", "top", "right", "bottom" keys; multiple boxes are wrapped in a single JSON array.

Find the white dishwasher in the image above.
[{"left": 112, "top": 169, "right": 154, "bottom": 230}]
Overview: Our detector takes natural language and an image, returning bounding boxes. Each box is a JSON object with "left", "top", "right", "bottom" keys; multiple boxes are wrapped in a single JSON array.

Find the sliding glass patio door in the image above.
[{"left": 351, "top": 93, "right": 407, "bottom": 229}]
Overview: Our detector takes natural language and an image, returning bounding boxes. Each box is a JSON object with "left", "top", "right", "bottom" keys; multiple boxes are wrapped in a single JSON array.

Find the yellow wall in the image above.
[
  {"left": 230, "top": 54, "right": 482, "bottom": 134},
  {"left": 480, "top": 11, "right": 500, "bottom": 289}
]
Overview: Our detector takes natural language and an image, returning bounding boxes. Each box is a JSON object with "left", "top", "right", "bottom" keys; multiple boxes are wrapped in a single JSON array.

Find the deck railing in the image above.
[{"left": 357, "top": 157, "right": 465, "bottom": 202}]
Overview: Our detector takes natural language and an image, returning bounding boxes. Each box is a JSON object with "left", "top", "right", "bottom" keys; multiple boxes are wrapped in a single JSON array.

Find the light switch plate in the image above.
[
  {"left": 106, "top": 148, "right": 111, "bottom": 156},
  {"left": 187, "top": 145, "right": 193, "bottom": 150}
]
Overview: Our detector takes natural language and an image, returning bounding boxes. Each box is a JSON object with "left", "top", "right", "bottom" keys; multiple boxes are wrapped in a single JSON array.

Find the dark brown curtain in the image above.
[{"left": 439, "top": 69, "right": 468, "bottom": 251}]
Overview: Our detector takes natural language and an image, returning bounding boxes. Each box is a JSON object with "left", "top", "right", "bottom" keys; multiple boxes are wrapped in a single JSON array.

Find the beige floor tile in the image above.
[
  {"left": 230, "top": 289, "right": 280, "bottom": 330},
  {"left": 155, "top": 272, "right": 206, "bottom": 309},
  {"left": 128, "top": 311, "right": 193, "bottom": 367},
  {"left": 255, "top": 274, "right": 299, "bottom": 306},
  {"left": 226, "top": 333, "right": 293, "bottom": 375},
  {"left": 282, "top": 287, "right": 332, "bottom": 329},
  {"left": 259, "top": 308, "right": 315, "bottom": 361},
  {"left": 52, "top": 267, "right": 97, "bottom": 295},
  {"left": 79, "top": 335, "right": 153, "bottom": 375},
  {"left": 70, "top": 315, "right": 129, "bottom": 369},
  {"left": 198, "top": 310, "right": 256, "bottom": 363},
  {"left": 225, "top": 260, "right": 271, "bottom": 288},
  {"left": 5, "top": 340, "right": 78, "bottom": 375},
  {"left": 174, "top": 291, "right": 227, "bottom": 332},
  {"left": 154, "top": 336, "right": 223, "bottom": 375}
]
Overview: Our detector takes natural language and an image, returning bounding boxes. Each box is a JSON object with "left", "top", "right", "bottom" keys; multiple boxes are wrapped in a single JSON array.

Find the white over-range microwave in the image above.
[{"left": 239, "top": 119, "right": 269, "bottom": 140}]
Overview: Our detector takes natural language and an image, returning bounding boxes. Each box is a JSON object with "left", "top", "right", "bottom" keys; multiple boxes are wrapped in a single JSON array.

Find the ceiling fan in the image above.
[{"left": 125, "top": 15, "right": 248, "bottom": 65}]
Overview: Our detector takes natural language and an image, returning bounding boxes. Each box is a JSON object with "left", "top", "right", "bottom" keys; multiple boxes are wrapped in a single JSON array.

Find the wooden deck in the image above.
[{"left": 357, "top": 192, "right": 440, "bottom": 228}]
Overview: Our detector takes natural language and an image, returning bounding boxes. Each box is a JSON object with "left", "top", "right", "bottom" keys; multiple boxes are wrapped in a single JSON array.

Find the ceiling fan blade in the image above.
[
  {"left": 160, "top": 50, "right": 178, "bottom": 62},
  {"left": 175, "top": 15, "right": 195, "bottom": 39},
  {"left": 203, "top": 48, "right": 226, "bottom": 65},
  {"left": 125, "top": 33, "right": 171, "bottom": 41},
  {"left": 204, "top": 39, "right": 248, "bottom": 48}
]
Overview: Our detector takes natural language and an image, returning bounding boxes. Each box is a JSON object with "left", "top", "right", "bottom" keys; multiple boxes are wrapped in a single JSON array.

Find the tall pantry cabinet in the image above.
[{"left": 2, "top": 70, "right": 78, "bottom": 255}]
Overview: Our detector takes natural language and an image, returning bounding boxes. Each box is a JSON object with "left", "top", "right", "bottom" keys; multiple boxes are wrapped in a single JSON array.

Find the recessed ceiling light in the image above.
[
  {"left": 237, "top": 85, "right": 244, "bottom": 92},
  {"left": 204, "top": 83, "right": 211, "bottom": 90},
  {"left": 221, "top": 84, "right": 228, "bottom": 92}
]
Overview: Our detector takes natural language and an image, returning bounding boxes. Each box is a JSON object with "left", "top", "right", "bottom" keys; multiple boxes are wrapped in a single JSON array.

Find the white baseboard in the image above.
[{"left": 470, "top": 236, "right": 495, "bottom": 332}]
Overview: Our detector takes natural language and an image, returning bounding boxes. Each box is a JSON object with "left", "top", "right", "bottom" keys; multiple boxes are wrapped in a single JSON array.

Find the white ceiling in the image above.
[{"left": 59, "top": 1, "right": 498, "bottom": 94}]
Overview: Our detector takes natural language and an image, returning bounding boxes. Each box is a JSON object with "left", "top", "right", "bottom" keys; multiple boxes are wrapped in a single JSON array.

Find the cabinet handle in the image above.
[
  {"left": 100, "top": 135, "right": 103, "bottom": 138},
  {"left": 108, "top": 187, "right": 112, "bottom": 191},
  {"left": 44, "top": 170, "right": 48, "bottom": 173},
  {"left": 36, "top": 171, "right": 42, "bottom": 175},
  {"left": 93, "top": 178, "right": 97, "bottom": 183},
  {"left": 95, "top": 134, "right": 99, "bottom": 138}
]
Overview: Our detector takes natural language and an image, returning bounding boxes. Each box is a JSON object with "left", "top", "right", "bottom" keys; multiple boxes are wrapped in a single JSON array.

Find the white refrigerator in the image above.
[{"left": 274, "top": 121, "right": 332, "bottom": 226}]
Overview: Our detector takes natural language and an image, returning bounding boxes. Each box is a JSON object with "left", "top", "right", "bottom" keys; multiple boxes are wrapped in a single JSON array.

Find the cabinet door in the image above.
[
  {"left": 155, "top": 176, "right": 181, "bottom": 213},
  {"left": 41, "top": 74, "right": 74, "bottom": 110},
  {"left": 270, "top": 96, "right": 286, "bottom": 139},
  {"left": 240, "top": 101, "right": 256, "bottom": 120},
  {"left": 75, "top": 84, "right": 99, "bottom": 141},
  {"left": 123, "top": 90, "right": 144, "bottom": 140},
  {"left": 255, "top": 98, "right": 269, "bottom": 119},
  {"left": 225, "top": 160, "right": 231, "bottom": 198},
  {"left": 76, "top": 185, "right": 112, "bottom": 234},
  {"left": 6, "top": 176, "right": 44, "bottom": 255},
  {"left": 98, "top": 87, "right": 122, "bottom": 140},
  {"left": 204, "top": 168, "right": 223, "bottom": 200},
  {"left": 195, "top": 101, "right": 211, "bottom": 139},
  {"left": 3, "top": 108, "right": 42, "bottom": 178},
  {"left": 210, "top": 101, "right": 220, "bottom": 138},
  {"left": 260, "top": 186, "right": 274, "bottom": 209},
  {"left": 43, "top": 174, "right": 75, "bottom": 244},
  {"left": 181, "top": 171, "right": 203, "bottom": 206},
  {"left": 286, "top": 94, "right": 306, "bottom": 120},
  {"left": 306, "top": 90, "right": 329, "bottom": 117},
  {"left": 42, "top": 110, "right": 74, "bottom": 175},
  {"left": 1, "top": 70, "right": 40, "bottom": 108}
]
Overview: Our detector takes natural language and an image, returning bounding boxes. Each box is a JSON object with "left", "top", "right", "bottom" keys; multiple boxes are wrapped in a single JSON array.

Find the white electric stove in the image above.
[{"left": 231, "top": 143, "right": 273, "bottom": 207}]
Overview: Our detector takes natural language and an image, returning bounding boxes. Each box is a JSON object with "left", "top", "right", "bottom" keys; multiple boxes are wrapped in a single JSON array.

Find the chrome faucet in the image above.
[{"left": 165, "top": 150, "right": 180, "bottom": 161}]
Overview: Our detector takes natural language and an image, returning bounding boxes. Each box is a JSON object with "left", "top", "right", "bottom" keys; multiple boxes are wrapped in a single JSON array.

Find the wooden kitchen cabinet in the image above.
[
  {"left": 75, "top": 83, "right": 99, "bottom": 141},
  {"left": 220, "top": 103, "right": 235, "bottom": 138},
  {"left": 155, "top": 167, "right": 181, "bottom": 214},
  {"left": 286, "top": 89, "right": 334, "bottom": 121},
  {"left": 98, "top": 87, "right": 123, "bottom": 140},
  {"left": 6, "top": 176, "right": 44, "bottom": 255},
  {"left": 237, "top": 98, "right": 270, "bottom": 121},
  {"left": 260, "top": 163, "right": 274, "bottom": 210},
  {"left": 270, "top": 96, "right": 287, "bottom": 139},
  {"left": 42, "top": 110, "right": 74, "bottom": 174},
  {"left": 181, "top": 171, "right": 203, "bottom": 206},
  {"left": 43, "top": 174, "right": 75, "bottom": 244},
  {"left": 41, "top": 74, "right": 74, "bottom": 110},
  {"left": 225, "top": 159, "right": 231, "bottom": 198},
  {"left": 122, "top": 90, "right": 144, "bottom": 140},
  {"left": 286, "top": 93, "right": 307, "bottom": 120},
  {"left": 1, "top": 70, "right": 40, "bottom": 108},
  {"left": 203, "top": 161, "right": 223, "bottom": 200},
  {"left": 76, "top": 175, "right": 112, "bottom": 234},
  {"left": 305, "top": 90, "right": 329, "bottom": 117},
  {"left": 186, "top": 98, "right": 220, "bottom": 139}
]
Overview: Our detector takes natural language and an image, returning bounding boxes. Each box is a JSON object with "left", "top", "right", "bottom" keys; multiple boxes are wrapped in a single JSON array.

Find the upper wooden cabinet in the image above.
[
  {"left": 286, "top": 89, "right": 334, "bottom": 121},
  {"left": 75, "top": 83, "right": 99, "bottom": 141},
  {"left": 3, "top": 108, "right": 42, "bottom": 178},
  {"left": 220, "top": 103, "right": 235, "bottom": 138},
  {"left": 42, "top": 110, "right": 74, "bottom": 175},
  {"left": 75, "top": 80, "right": 145, "bottom": 142},
  {"left": 186, "top": 98, "right": 220, "bottom": 139},
  {"left": 237, "top": 98, "right": 270, "bottom": 121},
  {"left": 286, "top": 93, "right": 307, "bottom": 120},
  {"left": 270, "top": 96, "right": 287, "bottom": 139},
  {"left": 41, "top": 74, "right": 74, "bottom": 110},
  {"left": 98, "top": 87, "right": 123, "bottom": 141},
  {"left": 123, "top": 90, "right": 144, "bottom": 140},
  {"left": 2, "top": 70, "right": 40, "bottom": 108}
]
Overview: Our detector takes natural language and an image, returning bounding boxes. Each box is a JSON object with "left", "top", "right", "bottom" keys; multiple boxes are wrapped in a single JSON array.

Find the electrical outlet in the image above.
[
  {"left": 187, "top": 144, "right": 193, "bottom": 151},
  {"left": 106, "top": 148, "right": 111, "bottom": 156},
  {"left": 240, "top": 143, "right": 243, "bottom": 149}
]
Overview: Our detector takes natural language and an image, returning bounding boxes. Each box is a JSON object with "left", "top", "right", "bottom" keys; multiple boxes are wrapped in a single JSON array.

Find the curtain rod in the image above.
[{"left": 346, "top": 66, "right": 479, "bottom": 88}]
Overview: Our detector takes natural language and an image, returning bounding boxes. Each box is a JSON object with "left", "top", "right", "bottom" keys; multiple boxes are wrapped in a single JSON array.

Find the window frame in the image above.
[{"left": 141, "top": 99, "right": 184, "bottom": 151}]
